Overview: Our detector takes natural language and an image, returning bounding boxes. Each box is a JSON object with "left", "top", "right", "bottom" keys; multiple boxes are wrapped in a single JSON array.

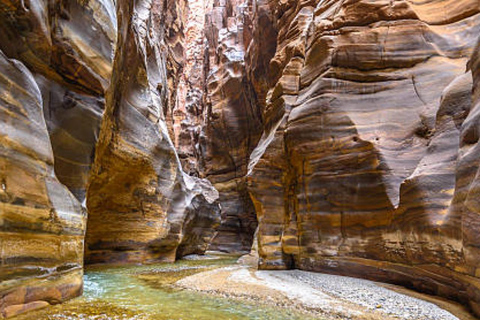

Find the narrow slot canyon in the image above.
[{"left": 1, "top": 0, "right": 480, "bottom": 319}]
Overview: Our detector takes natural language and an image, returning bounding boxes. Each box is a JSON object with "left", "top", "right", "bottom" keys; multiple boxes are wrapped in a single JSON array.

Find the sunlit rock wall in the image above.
[
  {"left": 0, "top": 0, "right": 221, "bottom": 317},
  {"left": 246, "top": 0, "right": 480, "bottom": 315},
  {"left": 85, "top": 0, "right": 221, "bottom": 265},
  {"left": 0, "top": 0, "right": 116, "bottom": 317}
]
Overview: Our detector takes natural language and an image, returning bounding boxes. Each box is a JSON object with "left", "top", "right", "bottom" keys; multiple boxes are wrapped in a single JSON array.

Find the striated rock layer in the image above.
[
  {"left": 200, "top": 0, "right": 263, "bottom": 252},
  {"left": 0, "top": 0, "right": 117, "bottom": 202},
  {"left": 0, "top": 0, "right": 220, "bottom": 317},
  {"left": 0, "top": 0, "right": 117, "bottom": 317},
  {"left": 246, "top": 0, "right": 480, "bottom": 316},
  {"left": 167, "top": 0, "right": 264, "bottom": 253},
  {"left": 0, "top": 51, "right": 85, "bottom": 318},
  {"left": 85, "top": 0, "right": 221, "bottom": 265},
  {"left": 2, "top": 0, "right": 480, "bottom": 318}
]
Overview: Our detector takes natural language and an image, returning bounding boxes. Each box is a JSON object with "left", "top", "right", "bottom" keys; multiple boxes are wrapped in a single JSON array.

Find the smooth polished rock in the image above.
[
  {"left": 0, "top": 0, "right": 116, "bottom": 203},
  {"left": 0, "top": 50, "right": 85, "bottom": 318},
  {"left": 0, "top": 0, "right": 116, "bottom": 317},
  {"left": 0, "top": 0, "right": 117, "bottom": 95},
  {"left": 1, "top": 0, "right": 480, "bottom": 318},
  {"left": 35, "top": 76, "right": 105, "bottom": 202},
  {"left": 85, "top": 0, "right": 221, "bottom": 265},
  {"left": 246, "top": 0, "right": 480, "bottom": 315}
]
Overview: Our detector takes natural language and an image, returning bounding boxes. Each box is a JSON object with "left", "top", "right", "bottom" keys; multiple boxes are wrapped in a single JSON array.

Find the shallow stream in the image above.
[{"left": 14, "top": 256, "right": 316, "bottom": 320}]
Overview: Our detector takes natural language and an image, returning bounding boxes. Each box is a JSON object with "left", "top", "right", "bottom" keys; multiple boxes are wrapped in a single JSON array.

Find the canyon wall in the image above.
[
  {"left": 168, "top": 0, "right": 264, "bottom": 253},
  {"left": 85, "top": 0, "right": 221, "bottom": 265},
  {"left": 2, "top": 0, "right": 480, "bottom": 318},
  {"left": 200, "top": 0, "right": 263, "bottom": 252},
  {"left": 245, "top": 0, "right": 480, "bottom": 315},
  {"left": 0, "top": 0, "right": 116, "bottom": 317},
  {"left": 0, "top": 0, "right": 220, "bottom": 317}
]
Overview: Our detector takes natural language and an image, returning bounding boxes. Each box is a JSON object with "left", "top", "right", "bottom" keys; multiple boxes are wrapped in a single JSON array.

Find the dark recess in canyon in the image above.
[{"left": 1, "top": 0, "right": 480, "bottom": 318}]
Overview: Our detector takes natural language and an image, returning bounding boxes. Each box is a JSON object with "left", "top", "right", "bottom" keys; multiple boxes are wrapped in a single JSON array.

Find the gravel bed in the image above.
[{"left": 259, "top": 270, "right": 459, "bottom": 320}]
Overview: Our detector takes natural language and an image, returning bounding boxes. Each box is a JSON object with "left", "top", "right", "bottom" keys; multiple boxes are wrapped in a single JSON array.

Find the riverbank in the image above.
[
  {"left": 175, "top": 255, "right": 475, "bottom": 320},
  {"left": 11, "top": 254, "right": 473, "bottom": 320}
]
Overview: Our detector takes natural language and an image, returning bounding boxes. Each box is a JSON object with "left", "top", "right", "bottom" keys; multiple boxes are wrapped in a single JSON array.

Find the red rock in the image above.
[
  {"left": 2, "top": 0, "right": 480, "bottom": 318},
  {"left": 246, "top": 0, "right": 480, "bottom": 315}
]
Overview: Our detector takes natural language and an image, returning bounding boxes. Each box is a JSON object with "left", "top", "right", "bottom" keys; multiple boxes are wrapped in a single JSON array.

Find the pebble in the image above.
[{"left": 277, "top": 270, "right": 459, "bottom": 320}]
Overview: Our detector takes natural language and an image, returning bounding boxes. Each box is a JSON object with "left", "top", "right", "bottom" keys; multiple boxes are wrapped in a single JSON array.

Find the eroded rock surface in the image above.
[
  {"left": 200, "top": 0, "right": 263, "bottom": 252},
  {"left": 0, "top": 0, "right": 116, "bottom": 95},
  {"left": 246, "top": 0, "right": 480, "bottom": 315},
  {"left": 0, "top": 0, "right": 117, "bottom": 202},
  {"left": 0, "top": 0, "right": 117, "bottom": 317},
  {"left": 166, "top": 0, "right": 264, "bottom": 253},
  {"left": 0, "top": 51, "right": 85, "bottom": 318},
  {"left": 85, "top": 0, "right": 221, "bottom": 265},
  {"left": 0, "top": 0, "right": 220, "bottom": 317},
  {"left": 2, "top": 0, "right": 480, "bottom": 318}
]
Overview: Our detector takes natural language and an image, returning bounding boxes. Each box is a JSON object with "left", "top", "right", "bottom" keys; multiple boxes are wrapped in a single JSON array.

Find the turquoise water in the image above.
[{"left": 15, "top": 257, "right": 317, "bottom": 320}]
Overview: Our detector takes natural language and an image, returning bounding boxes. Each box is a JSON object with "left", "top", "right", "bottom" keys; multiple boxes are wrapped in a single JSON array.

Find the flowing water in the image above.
[{"left": 14, "top": 256, "right": 317, "bottom": 320}]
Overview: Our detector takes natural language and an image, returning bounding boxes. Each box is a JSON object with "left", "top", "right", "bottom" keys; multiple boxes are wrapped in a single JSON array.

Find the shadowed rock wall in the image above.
[
  {"left": 167, "top": 0, "right": 264, "bottom": 253},
  {"left": 201, "top": 0, "right": 263, "bottom": 252}
]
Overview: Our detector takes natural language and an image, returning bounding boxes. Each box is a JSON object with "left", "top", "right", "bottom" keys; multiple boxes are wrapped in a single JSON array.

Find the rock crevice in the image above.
[{"left": 2, "top": 0, "right": 480, "bottom": 318}]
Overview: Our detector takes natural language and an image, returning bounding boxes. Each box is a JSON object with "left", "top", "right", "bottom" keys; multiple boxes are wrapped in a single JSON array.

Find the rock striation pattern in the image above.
[
  {"left": 85, "top": 0, "right": 221, "bottom": 264},
  {"left": 0, "top": 0, "right": 220, "bottom": 317},
  {"left": 0, "top": 0, "right": 117, "bottom": 202},
  {"left": 0, "top": 0, "right": 116, "bottom": 317},
  {"left": 167, "top": 0, "right": 264, "bottom": 253},
  {"left": 0, "top": 51, "right": 85, "bottom": 318},
  {"left": 200, "top": 0, "right": 263, "bottom": 252},
  {"left": 2, "top": 0, "right": 480, "bottom": 318},
  {"left": 245, "top": 0, "right": 480, "bottom": 316}
]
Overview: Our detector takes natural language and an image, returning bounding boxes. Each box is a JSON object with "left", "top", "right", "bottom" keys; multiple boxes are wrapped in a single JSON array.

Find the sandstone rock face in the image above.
[
  {"left": 0, "top": 0, "right": 220, "bottom": 317},
  {"left": 167, "top": 0, "right": 264, "bottom": 253},
  {"left": 200, "top": 0, "right": 263, "bottom": 252},
  {"left": 0, "top": 0, "right": 116, "bottom": 317},
  {"left": 0, "top": 51, "right": 85, "bottom": 318},
  {"left": 0, "top": 0, "right": 117, "bottom": 95},
  {"left": 2, "top": 0, "right": 480, "bottom": 318},
  {"left": 36, "top": 77, "right": 105, "bottom": 202},
  {"left": 169, "top": 0, "right": 208, "bottom": 176},
  {"left": 455, "top": 37, "right": 480, "bottom": 315},
  {"left": 246, "top": 0, "right": 480, "bottom": 314},
  {"left": 0, "top": 0, "right": 117, "bottom": 202},
  {"left": 85, "top": 0, "right": 221, "bottom": 265}
]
